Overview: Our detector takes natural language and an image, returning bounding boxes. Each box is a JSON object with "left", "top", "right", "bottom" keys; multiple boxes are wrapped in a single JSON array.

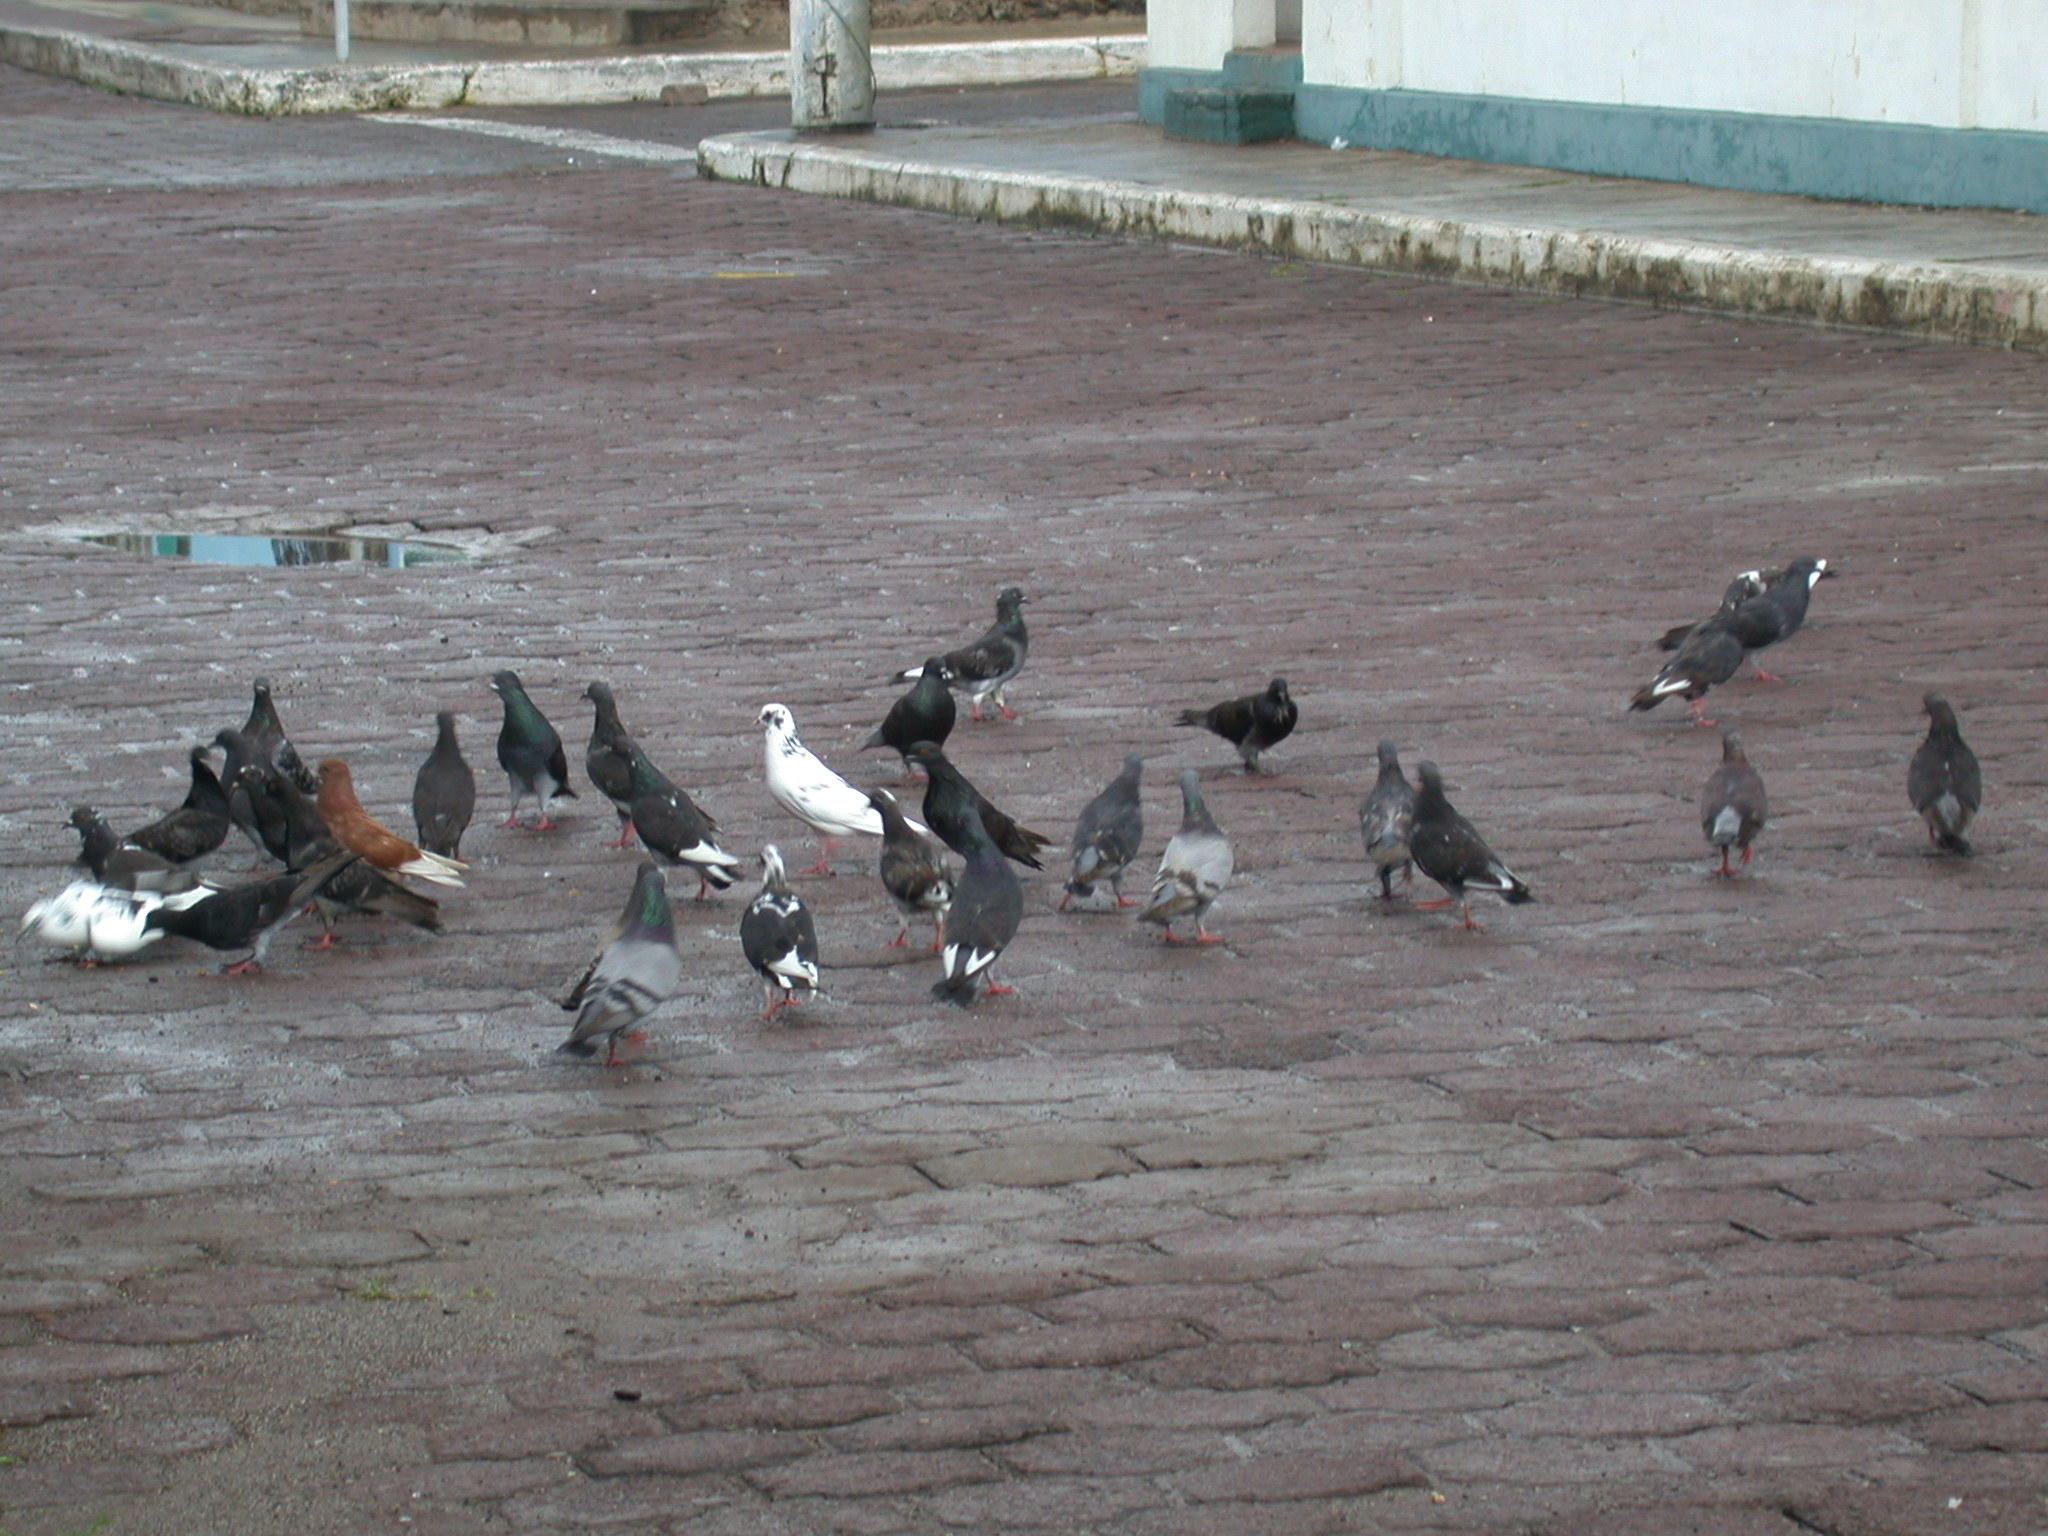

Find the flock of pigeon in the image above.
[{"left": 20, "top": 566, "right": 1984, "bottom": 1064}]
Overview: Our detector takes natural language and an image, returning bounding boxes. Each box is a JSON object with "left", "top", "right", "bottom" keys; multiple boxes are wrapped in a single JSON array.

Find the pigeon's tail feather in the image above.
[
  {"left": 860, "top": 727, "right": 887, "bottom": 751},
  {"left": 700, "top": 863, "right": 738, "bottom": 891},
  {"left": 556, "top": 1037, "right": 600, "bottom": 1057},
  {"left": 1173, "top": 709, "right": 1207, "bottom": 728},
  {"left": 930, "top": 972, "right": 979, "bottom": 1007}
]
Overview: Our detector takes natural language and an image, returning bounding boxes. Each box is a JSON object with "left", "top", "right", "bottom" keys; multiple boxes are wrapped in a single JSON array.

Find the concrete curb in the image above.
[
  {"left": 696, "top": 132, "right": 2048, "bottom": 351},
  {"left": 0, "top": 26, "right": 1142, "bottom": 113}
]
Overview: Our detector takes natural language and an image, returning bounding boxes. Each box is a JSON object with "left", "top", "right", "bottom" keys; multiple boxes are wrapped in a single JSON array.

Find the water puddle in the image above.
[{"left": 78, "top": 532, "right": 473, "bottom": 568}]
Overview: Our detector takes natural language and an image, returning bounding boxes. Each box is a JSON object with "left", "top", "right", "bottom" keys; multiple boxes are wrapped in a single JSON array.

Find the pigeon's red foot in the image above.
[
  {"left": 302, "top": 931, "right": 340, "bottom": 951},
  {"left": 1114, "top": 894, "right": 1140, "bottom": 908},
  {"left": 1749, "top": 666, "right": 1783, "bottom": 684},
  {"left": 500, "top": 814, "right": 524, "bottom": 829},
  {"left": 885, "top": 931, "right": 910, "bottom": 949},
  {"left": 222, "top": 957, "right": 263, "bottom": 976},
  {"left": 799, "top": 860, "right": 834, "bottom": 877},
  {"left": 982, "top": 982, "right": 1015, "bottom": 996},
  {"left": 1414, "top": 896, "right": 1457, "bottom": 912},
  {"left": 532, "top": 817, "right": 557, "bottom": 833},
  {"left": 1192, "top": 929, "right": 1226, "bottom": 945},
  {"left": 997, "top": 705, "right": 1019, "bottom": 721},
  {"left": 605, "top": 821, "right": 636, "bottom": 849}
]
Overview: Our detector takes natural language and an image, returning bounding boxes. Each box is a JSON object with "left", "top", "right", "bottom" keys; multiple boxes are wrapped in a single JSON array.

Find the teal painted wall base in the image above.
[
  {"left": 1137, "top": 67, "right": 1213, "bottom": 126},
  {"left": 1293, "top": 84, "right": 2048, "bottom": 216}
]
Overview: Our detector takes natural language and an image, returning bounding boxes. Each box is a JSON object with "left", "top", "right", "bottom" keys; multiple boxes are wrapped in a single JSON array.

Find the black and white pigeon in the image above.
[
  {"left": 241, "top": 678, "right": 318, "bottom": 795},
  {"left": 125, "top": 746, "right": 232, "bottom": 865},
  {"left": 1701, "top": 732, "right": 1768, "bottom": 878},
  {"left": 583, "top": 682, "right": 641, "bottom": 849},
  {"left": 740, "top": 844, "right": 820, "bottom": 1020},
  {"left": 411, "top": 712, "right": 476, "bottom": 859},
  {"left": 21, "top": 878, "right": 207, "bottom": 962},
  {"left": 894, "top": 586, "right": 1029, "bottom": 722},
  {"left": 931, "top": 810, "right": 1024, "bottom": 1007},
  {"left": 626, "top": 743, "right": 741, "bottom": 899},
  {"left": 760, "top": 702, "right": 918, "bottom": 874},
  {"left": 145, "top": 850, "right": 358, "bottom": 974},
  {"left": 68, "top": 808, "right": 204, "bottom": 894},
  {"left": 1724, "top": 557, "right": 1833, "bottom": 681},
  {"left": 1177, "top": 679, "right": 1297, "bottom": 774},
  {"left": 1631, "top": 613, "right": 1745, "bottom": 727},
  {"left": 904, "top": 742, "right": 1051, "bottom": 870},
  {"left": 1139, "top": 768, "right": 1234, "bottom": 944},
  {"left": 863, "top": 658, "right": 957, "bottom": 772},
  {"left": 491, "top": 669, "right": 576, "bottom": 830},
  {"left": 1359, "top": 740, "right": 1417, "bottom": 901},
  {"left": 1908, "top": 693, "right": 1981, "bottom": 856},
  {"left": 869, "top": 788, "right": 952, "bottom": 950},
  {"left": 559, "top": 861, "right": 682, "bottom": 1066},
  {"left": 1409, "top": 762, "right": 1534, "bottom": 930},
  {"left": 1060, "top": 753, "right": 1144, "bottom": 911}
]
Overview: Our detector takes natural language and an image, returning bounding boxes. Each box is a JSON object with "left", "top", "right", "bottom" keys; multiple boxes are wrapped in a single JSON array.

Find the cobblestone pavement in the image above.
[{"left": 3, "top": 63, "right": 2047, "bottom": 1536}]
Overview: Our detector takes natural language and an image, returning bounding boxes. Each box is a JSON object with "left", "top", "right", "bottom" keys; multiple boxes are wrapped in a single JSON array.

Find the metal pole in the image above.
[
  {"left": 789, "top": 0, "right": 872, "bottom": 131},
  {"left": 335, "top": 0, "right": 349, "bottom": 63}
]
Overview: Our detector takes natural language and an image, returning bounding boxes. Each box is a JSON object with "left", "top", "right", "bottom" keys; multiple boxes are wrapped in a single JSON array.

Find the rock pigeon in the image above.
[
  {"left": 863, "top": 658, "right": 956, "bottom": 772},
  {"left": 1908, "top": 692, "right": 1981, "bottom": 855},
  {"left": 1409, "top": 761, "right": 1534, "bottom": 930},
  {"left": 740, "top": 844, "right": 820, "bottom": 1020},
  {"left": 582, "top": 682, "right": 641, "bottom": 849},
  {"left": 411, "top": 712, "right": 476, "bottom": 859},
  {"left": 144, "top": 851, "right": 359, "bottom": 974},
  {"left": 491, "top": 670, "right": 576, "bottom": 831},
  {"left": 314, "top": 759, "right": 467, "bottom": 888},
  {"left": 904, "top": 742, "right": 1051, "bottom": 870},
  {"left": 68, "top": 807, "right": 204, "bottom": 894},
  {"left": 1177, "top": 679, "right": 1297, "bottom": 773},
  {"left": 931, "top": 810, "right": 1024, "bottom": 1006},
  {"left": 1631, "top": 613, "right": 1745, "bottom": 727},
  {"left": 1139, "top": 768, "right": 1234, "bottom": 943},
  {"left": 559, "top": 860, "right": 681, "bottom": 1066},
  {"left": 240, "top": 678, "right": 318, "bottom": 794},
  {"left": 1060, "top": 753, "right": 1144, "bottom": 910},
  {"left": 1724, "top": 557, "right": 1833, "bottom": 681},
  {"left": 869, "top": 787, "right": 952, "bottom": 949},
  {"left": 124, "top": 747, "right": 232, "bottom": 865},
  {"left": 625, "top": 743, "right": 741, "bottom": 899},
  {"left": 894, "top": 586, "right": 1029, "bottom": 722},
  {"left": 1359, "top": 740, "right": 1417, "bottom": 901},
  {"left": 215, "top": 728, "right": 283, "bottom": 859},
  {"left": 1701, "top": 732, "right": 1768, "bottom": 877},
  {"left": 303, "top": 855, "right": 443, "bottom": 949},
  {"left": 759, "top": 702, "right": 922, "bottom": 874}
]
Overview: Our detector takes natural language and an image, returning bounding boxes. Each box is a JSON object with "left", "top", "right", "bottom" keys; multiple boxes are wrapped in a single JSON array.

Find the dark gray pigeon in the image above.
[
  {"left": 864, "top": 658, "right": 957, "bottom": 770},
  {"left": 1060, "top": 753, "right": 1144, "bottom": 911},
  {"left": 1410, "top": 762, "right": 1534, "bottom": 930},
  {"left": 1632, "top": 612, "right": 1745, "bottom": 727},
  {"left": 932, "top": 811, "right": 1023, "bottom": 1007},
  {"left": 1139, "top": 769, "right": 1234, "bottom": 943},
  {"left": 241, "top": 678, "right": 318, "bottom": 795},
  {"left": 67, "top": 807, "right": 204, "bottom": 894},
  {"left": 1724, "top": 557, "right": 1833, "bottom": 680},
  {"left": 145, "top": 850, "right": 358, "bottom": 974},
  {"left": 411, "top": 712, "right": 476, "bottom": 859},
  {"left": 1177, "top": 679, "right": 1297, "bottom": 773},
  {"left": 559, "top": 861, "right": 682, "bottom": 1066},
  {"left": 894, "top": 586, "right": 1029, "bottom": 722},
  {"left": 1908, "top": 693, "right": 1981, "bottom": 855},
  {"left": 583, "top": 681, "right": 640, "bottom": 848},
  {"left": 740, "top": 845, "right": 820, "bottom": 1019},
  {"left": 905, "top": 742, "right": 1051, "bottom": 869},
  {"left": 126, "top": 746, "right": 232, "bottom": 864},
  {"left": 869, "top": 788, "right": 952, "bottom": 950},
  {"left": 626, "top": 744, "right": 741, "bottom": 898},
  {"left": 1359, "top": 740, "right": 1417, "bottom": 901},
  {"left": 1700, "top": 732, "right": 1768, "bottom": 877},
  {"left": 492, "top": 670, "right": 576, "bottom": 830}
]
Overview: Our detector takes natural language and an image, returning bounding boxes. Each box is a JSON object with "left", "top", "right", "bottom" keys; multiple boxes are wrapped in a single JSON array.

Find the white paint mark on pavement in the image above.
[{"left": 368, "top": 114, "right": 698, "bottom": 165}]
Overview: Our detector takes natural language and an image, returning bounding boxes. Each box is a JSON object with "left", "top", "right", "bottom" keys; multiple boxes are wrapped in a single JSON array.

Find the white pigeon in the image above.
[
  {"left": 758, "top": 702, "right": 925, "bottom": 874},
  {"left": 20, "top": 879, "right": 205, "bottom": 961}
]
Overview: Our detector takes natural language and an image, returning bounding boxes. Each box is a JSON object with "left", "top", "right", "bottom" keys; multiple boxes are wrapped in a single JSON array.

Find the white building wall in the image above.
[
  {"left": 1293, "top": 0, "right": 2048, "bottom": 132},
  {"left": 1148, "top": 0, "right": 1279, "bottom": 71}
]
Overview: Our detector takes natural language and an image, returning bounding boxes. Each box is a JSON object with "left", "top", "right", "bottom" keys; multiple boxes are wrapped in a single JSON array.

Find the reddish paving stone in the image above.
[
  {"left": 744, "top": 1448, "right": 1004, "bottom": 1498},
  {"left": 49, "top": 1304, "right": 260, "bottom": 1345},
  {"left": 576, "top": 1429, "right": 804, "bottom": 1478}
]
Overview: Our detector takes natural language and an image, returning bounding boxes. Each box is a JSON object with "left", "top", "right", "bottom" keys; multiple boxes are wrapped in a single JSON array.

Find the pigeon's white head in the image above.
[{"left": 758, "top": 703, "right": 794, "bottom": 737}]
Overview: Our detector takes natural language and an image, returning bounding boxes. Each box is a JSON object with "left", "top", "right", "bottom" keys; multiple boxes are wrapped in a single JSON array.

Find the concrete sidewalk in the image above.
[
  {"left": 0, "top": 0, "right": 1144, "bottom": 111},
  {"left": 696, "top": 120, "right": 2048, "bottom": 352}
]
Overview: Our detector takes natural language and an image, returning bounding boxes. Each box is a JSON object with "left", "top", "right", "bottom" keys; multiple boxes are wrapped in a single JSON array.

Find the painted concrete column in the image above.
[{"left": 791, "top": 0, "right": 873, "bottom": 130}]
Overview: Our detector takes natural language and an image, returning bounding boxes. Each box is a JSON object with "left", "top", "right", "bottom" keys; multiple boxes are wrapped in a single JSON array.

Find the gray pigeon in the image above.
[
  {"left": 558, "top": 861, "right": 681, "bottom": 1066},
  {"left": 1700, "top": 732, "right": 1767, "bottom": 877},
  {"left": 1060, "top": 753, "right": 1145, "bottom": 911},
  {"left": 242, "top": 678, "right": 318, "bottom": 795},
  {"left": 583, "top": 681, "right": 640, "bottom": 848},
  {"left": 1410, "top": 762, "right": 1534, "bottom": 930},
  {"left": 411, "top": 712, "right": 476, "bottom": 859},
  {"left": 492, "top": 670, "right": 576, "bottom": 831},
  {"left": 932, "top": 811, "right": 1023, "bottom": 1006},
  {"left": 869, "top": 788, "right": 952, "bottom": 950},
  {"left": 1908, "top": 693, "right": 1981, "bottom": 855},
  {"left": 739, "top": 845, "right": 820, "bottom": 1019},
  {"left": 894, "top": 586, "right": 1029, "bottom": 722},
  {"left": 1359, "top": 740, "right": 1416, "bottom": 901},
  {"left": 1139, "top": 769, "right": 1234, "bottom": 944}
]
